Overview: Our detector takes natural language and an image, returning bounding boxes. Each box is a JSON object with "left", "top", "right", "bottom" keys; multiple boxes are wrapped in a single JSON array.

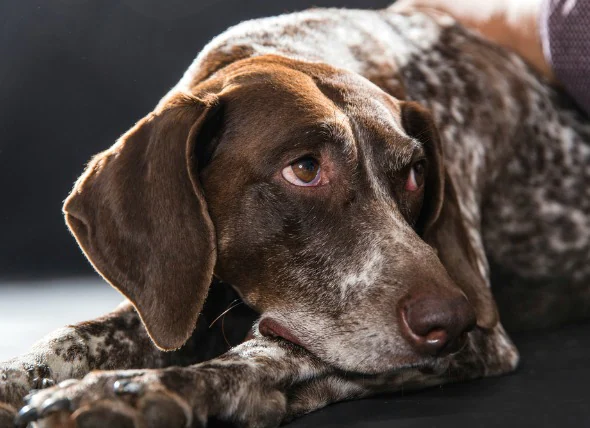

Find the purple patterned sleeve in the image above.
[{"left": 540, "top": 0, "right": 590, "bottom": 114}]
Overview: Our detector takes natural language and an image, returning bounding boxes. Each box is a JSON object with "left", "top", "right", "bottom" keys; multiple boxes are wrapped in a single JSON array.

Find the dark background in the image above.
[{"left": 0, "top": 0, "right": 391, "bottom": 278}]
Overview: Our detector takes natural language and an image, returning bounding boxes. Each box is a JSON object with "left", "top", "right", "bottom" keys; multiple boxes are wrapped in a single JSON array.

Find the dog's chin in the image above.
[
  {"left": 327, "top": 353, "right": 449, "bottom": 377},
  {"left": 255, "top": 313, "right": 459, "bottom": 376},
  {"left": 299, "top": 340, "right": 451, "bottom": 377},
  {"left": 350, "top": 358, "right": 456, "bottom": 387},
  {"left": 257, "top": 327, "right": 453, "bottom": 378}
]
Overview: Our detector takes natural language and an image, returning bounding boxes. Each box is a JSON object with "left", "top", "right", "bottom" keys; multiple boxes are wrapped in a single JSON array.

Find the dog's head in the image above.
[{"left": 64, "top": 55, "right": 497, "bottom": 373}]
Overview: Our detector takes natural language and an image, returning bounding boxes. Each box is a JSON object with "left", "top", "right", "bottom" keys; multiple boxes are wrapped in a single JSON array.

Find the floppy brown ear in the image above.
[
  {"left": 63, "top": 94, "right": 221, "bottom": 350},
  {"left": 401, "top": 101, "right": 498, "bottom": 329}
]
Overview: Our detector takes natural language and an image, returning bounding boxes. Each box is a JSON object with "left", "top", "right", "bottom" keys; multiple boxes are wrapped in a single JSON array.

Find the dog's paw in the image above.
[
  {"left": 17, "top": 365, "right": 288, "bottom": 428},
  {"left": 0, "top": 360, "right": 55, "bottom": 410},
  {"left": 16, "top": 370, "right": 192, "bottom": 428}
]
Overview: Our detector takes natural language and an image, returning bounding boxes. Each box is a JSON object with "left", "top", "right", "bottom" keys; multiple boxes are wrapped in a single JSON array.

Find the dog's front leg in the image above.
[
  {"left": 16, "top": 336, "right": 338, "bottom": 428},
  {"left": 0, "top": 301, "right": 170, "bottom": 420},
  {"left": 1, "top": 281, "right": 254, "bottom": 426},
  {"left": 14, "top": 326, "right": 519, "bottom": 427}
]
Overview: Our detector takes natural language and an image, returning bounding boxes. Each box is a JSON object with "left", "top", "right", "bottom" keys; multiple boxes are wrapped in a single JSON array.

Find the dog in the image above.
[{"left": 2, "top": 3, "right": 589, "bottom": 427}]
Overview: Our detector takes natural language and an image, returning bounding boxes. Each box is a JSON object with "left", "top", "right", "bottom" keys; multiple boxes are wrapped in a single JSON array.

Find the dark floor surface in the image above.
[
  {"left": 1, "top": 278, "right": 588, "bottom": 427},
  {"left": 290, "top": 320, "right": 589, "bottom": 427}
]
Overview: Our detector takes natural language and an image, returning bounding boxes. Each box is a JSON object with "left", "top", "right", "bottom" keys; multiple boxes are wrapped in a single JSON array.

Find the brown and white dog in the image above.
[{"left": 2, "top": 3, "right": 590, "bottom": 427}]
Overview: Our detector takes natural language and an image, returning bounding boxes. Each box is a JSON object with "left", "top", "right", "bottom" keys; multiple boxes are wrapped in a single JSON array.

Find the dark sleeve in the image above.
[{"left": 540, "top": 0, "right": 590, "bottom": 114}]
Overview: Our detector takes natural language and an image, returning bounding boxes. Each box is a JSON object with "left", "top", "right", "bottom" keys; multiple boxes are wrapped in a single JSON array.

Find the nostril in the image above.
[
  {"left": 424, "top": 328, "right": 448, "bottom": 347},
  {"left": 399, "top": 294, "right": 475, "bottom": 357},
  {"left": 400, "top": 308, "right": 450, "bottom": 356}
]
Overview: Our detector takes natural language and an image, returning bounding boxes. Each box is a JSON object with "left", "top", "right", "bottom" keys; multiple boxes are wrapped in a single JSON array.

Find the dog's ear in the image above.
[
  {"left": 63, "top": 94, "right": 223, "bottom": 350},
  {"left": 401, "top": 101, "right": 498, "bottom": 329}
]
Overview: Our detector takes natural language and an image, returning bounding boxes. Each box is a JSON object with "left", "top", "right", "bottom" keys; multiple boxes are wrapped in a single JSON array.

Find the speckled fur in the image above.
[{"left": 3, "top": 5, "right": 589, "bottom": 427}]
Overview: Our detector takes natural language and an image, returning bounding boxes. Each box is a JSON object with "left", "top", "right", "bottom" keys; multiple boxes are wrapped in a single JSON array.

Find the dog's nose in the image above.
[{"left": 399, "top": 293, "right": 476, "bottom": 356}]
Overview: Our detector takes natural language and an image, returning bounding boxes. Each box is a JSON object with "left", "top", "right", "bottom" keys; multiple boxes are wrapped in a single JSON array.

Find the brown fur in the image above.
[
  {"left": 64, "top": 56, "right": 492, "bottom": 355},
  {"left": 3, "top": 4, "right": 589, "bottom": 426}
]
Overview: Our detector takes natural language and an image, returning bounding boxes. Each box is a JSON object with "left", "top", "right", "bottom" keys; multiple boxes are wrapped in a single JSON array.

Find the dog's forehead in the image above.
[
  {"left": 286, "top": 67, "right": 412, "bottom": 156},
  {"left": 225, "top": 61, "right": 411, "bottom": 155},
  {"left": 228, "top": 63, "right": 347, "bottom": 118},
  {"left": 217, "top": 64, "right": 352, "bottom": 150}
]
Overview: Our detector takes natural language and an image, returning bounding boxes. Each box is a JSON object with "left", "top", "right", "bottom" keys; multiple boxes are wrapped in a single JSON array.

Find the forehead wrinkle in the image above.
[
  {"left": 319, "top": 111, "right": 356, "bottom": 159},
  {"left": 372, "top": 98, "right": 421, "bottom": 172},
  {"left": 355, "top": 124, "right": 389, "bottom": 200},
  {"left": 346, "top": 92, "right": 418, "bottom": 169},
  {"left": 388, "top": 137, "right": 421, "bottom": 172},
  {"left": 271, "top": 68, "right": 358, "bottom": 160},
  {"left": 354, "top": 121, "right": 421, "bottom": 201}
]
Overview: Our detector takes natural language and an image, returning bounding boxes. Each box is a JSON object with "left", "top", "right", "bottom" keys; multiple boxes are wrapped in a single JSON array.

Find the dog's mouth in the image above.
[
  {"left": 256, "top": 316, "right": 457, "bottom": 377},
  {"left": 258, "top": 317, "right": 306, "bottom": 348}
]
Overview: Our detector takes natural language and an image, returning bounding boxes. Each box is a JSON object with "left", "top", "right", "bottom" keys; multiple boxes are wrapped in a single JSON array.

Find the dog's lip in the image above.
[
  {"left": 258, "top": 317, "right": 306, "bottom": 348},
  {"left": 258, "top": 316, "right": 459, "bottom": 377}
]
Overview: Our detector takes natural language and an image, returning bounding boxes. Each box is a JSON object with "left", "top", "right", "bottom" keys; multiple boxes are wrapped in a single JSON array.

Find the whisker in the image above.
[
  {"left": 209, "top": 300, "right": 243, "bottom": 328},
  {"left": 222, "top": 309, "right": 231, "bottom": 348}
]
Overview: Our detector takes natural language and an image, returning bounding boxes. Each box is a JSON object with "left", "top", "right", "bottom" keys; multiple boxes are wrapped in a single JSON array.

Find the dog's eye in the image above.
[
  {"left": 282, "top": 157, "right": 322, "bottom": 186},
  {"left": 405, "top": 160, "right": 426, "bottom": 192}
]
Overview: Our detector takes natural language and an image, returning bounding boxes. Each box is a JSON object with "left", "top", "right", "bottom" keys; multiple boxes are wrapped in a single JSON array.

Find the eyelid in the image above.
[
  {"left": 410, "top": 145, "right": 427, "bottom": 163},
  {"left": 282, "top": 151, "right": 322, "bottom": 169},
  {"left": 406, "top": 153, "right": 427, "bottom": 172},
  {"left": 413, "top": 157, "right": 428, "bottom": 168},
  {"left": 392, "top": 146, "right": 426, "bottom": 173}
]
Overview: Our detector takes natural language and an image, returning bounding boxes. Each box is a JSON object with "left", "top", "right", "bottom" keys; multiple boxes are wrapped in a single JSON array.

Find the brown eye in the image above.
[
  {"left": 282, "top": 157, "right": 322, "bottom": 186},
  {"left": 293, "top": 158, "right": 319, "bottom": 182},
  {"left": 405, "top": 160, "right": 426, "bottom": 192}
]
